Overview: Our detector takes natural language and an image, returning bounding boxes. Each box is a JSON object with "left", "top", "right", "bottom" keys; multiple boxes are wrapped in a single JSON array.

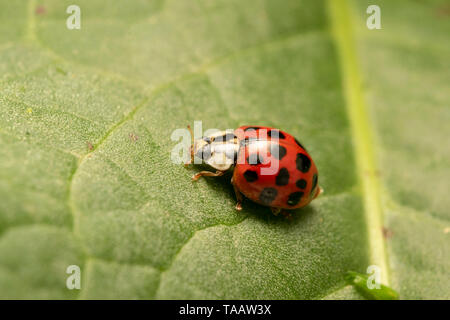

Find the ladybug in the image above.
[{"left": 187, "top": 125, "right": 321, "bottom": 217}]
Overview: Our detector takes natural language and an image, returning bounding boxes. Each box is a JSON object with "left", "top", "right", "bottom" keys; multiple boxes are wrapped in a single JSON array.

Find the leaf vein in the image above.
[{"left": 327, "top": 0, "right": 390, "bottom": 284}]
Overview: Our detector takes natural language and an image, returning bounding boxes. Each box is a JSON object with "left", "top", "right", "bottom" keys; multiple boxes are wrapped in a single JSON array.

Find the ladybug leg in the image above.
[
  {"left": 184, "top": 125, "right": 194, "bottom": 166},
  {"left": 271, "top": 208, "right": 293, "bottom": 220},
  {"left": 192, "top": 170, "right": 224, "bottom": 181},
  {"left": 314, "top": 186, "right": 324, "bottom": 199},
  {"left": 231, "top": 178, "right": 243, "bottom": 211},
  {"left": 184, "top": 144, "right": 193, "bottom": 167},
  {"left": 280, "top": 210, "right": 293, "bottom": 221},
  {"left": 270, "top": 207, "right": 281, "bottom": 216}
]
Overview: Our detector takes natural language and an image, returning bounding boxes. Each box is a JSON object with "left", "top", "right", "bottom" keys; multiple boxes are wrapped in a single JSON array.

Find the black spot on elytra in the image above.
[
  {"left": 244, "top": 170, "right": 258, "bottom": 182},
  {"left": 296, "top": 179, "right": 307, "bottom": 189},
  {"left": 296, "top": 153, "right": 311, "bottom": 173},
  {"left": 287, "top": 192, "right": 303, "bottom": 206},
  {"left": 310, "top": 173, "right": 318, "bottom": 196},
  {"left": 270, "top": 144, "right": 287, "bottom": 160},
  {"left": 294, "top": 138, "right": 306, "bottom": 151},
  {"left": 275, "top": 168, "right": 290, "bottom": 186},
  {"left": 268, "top": 130, "right": 286, "bottom": 140},
  {"left": 247, "top": 153, "right": 264, "bottom": 165},
  {"left": 225, "top": 149, "right": 238, "bottom": 163},
  {"left": 259, "top": 188, "right": 278, "bottom": 205}
]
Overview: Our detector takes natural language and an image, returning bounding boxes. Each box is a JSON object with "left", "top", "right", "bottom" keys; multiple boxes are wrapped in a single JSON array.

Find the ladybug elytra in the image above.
[{"left": 187, "top": 125, "right": 321, "bottom": 217}]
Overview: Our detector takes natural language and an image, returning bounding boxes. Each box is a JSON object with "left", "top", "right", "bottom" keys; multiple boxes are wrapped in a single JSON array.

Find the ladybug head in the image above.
[{"left": 192, "top": 130, "right": 239, "bottom": 172}]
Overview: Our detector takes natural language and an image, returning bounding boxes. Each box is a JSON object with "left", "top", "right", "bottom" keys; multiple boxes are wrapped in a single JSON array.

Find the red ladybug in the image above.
[{"left": 187, "top": 125, "right": 321, "bottom": 216}]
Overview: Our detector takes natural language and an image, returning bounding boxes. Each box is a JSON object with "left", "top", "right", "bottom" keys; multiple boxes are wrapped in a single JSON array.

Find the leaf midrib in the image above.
[{"left": 327, "top": 0, "right": 390, "bottom": 285}]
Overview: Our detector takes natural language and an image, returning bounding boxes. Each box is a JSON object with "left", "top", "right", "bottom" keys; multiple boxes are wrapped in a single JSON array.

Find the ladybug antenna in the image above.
[{"left": 187, "top": 124, "right": 194, "bottom": 144}]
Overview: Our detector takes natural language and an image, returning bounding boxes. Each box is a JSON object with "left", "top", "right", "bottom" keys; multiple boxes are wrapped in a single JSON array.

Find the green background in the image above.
[{"left": 0, "top": 0, "right": 448, "bottom": 299}]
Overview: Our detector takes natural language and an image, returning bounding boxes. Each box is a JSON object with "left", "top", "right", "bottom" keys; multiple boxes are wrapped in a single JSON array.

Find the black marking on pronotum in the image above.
[
  {"left": 202, "top": 136, "right": 212, "bottom": 143},
  {"left": 296, "top": 153, "right": 311, "bottom": 173},
  {"left": 275, "top": 168, "right": 290, "bottom": 186},
  {"left": 195, "top": 144, "right": 212, "bottom": 161},
  {"left": 244, "top": 170, "right": 258, "bottom": 182},
  {"left": 310, "top": 173, "right": 318, "bottom": 196},
  {"left": 296, "top": 178, "right": 307, "bottom": 189},
  {"left": 287, "top": 191, "right": 303, "bottom": 206},
  {"left": 247, "top": 153, "right": 264, "bottom": 165},
  {"left": 225, "top": 149, "right": 238, "bottom": 163},
  {"left": 259, "top": 187, "right": 278, "bottom": 205},
  {"left": 270, "top": 143, "right": 287, "bottom": 160},
  {"left": 294, "top": 137, "right": 307, "bottom": 151},
  {"left": 268, "top": 130, "right": 286, "bottom": 139},
  {"left": 214, "top": 133, "right": 237, "bottom": 142}
]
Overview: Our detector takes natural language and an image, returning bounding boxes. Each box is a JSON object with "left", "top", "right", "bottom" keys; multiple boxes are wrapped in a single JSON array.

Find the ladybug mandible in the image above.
[{"left": 187, "top": 125, "right": 321, "bottom": 217}]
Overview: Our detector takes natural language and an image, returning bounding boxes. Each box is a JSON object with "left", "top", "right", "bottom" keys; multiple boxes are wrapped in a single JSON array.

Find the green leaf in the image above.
[{"left": 0, "top": 0, "right": 448, "bottom": 299}]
